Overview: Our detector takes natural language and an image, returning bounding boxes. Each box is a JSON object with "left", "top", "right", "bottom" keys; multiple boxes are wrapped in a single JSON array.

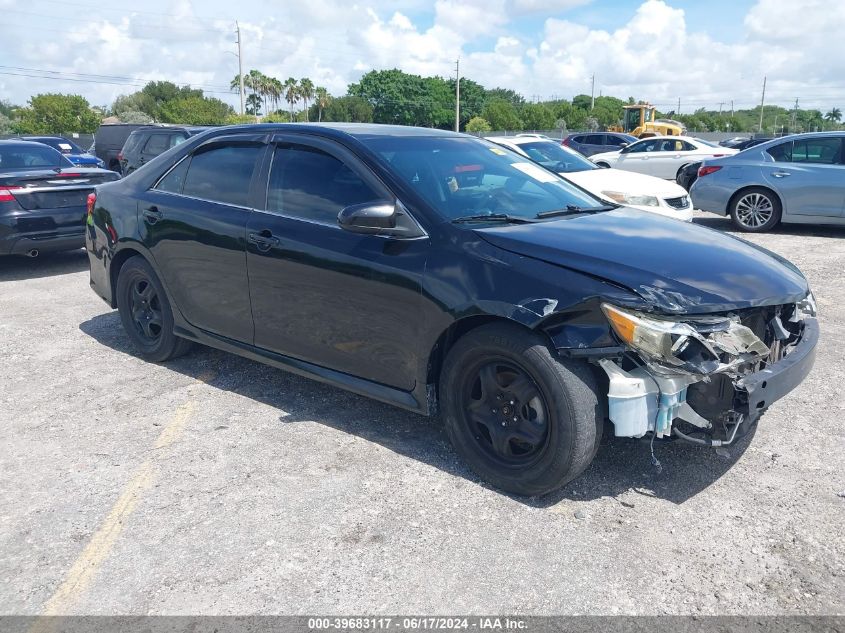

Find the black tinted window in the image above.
[
  {"left": 267, "top": 146, "right": 383, "bottom": 224},
  {"left": 584, "top": 134, "right": 605, "bottom": 145},
  {"left": 182, "top": 144, "right": 261, "bottom": 206},
  {"left": 155, "top": 157, "right": 190, "bottom": 194},
  {"left": 143, "top": 134, "right": 171, "bottom": 155},
  {"left": 784, "top": 138, "right": 842, "bottom": 164},
  {"left": 0, "top": 144, "right": 69, "bottom": 169},
  {"left": 605, "top": 135, "right": 628, "bottom": 147}
]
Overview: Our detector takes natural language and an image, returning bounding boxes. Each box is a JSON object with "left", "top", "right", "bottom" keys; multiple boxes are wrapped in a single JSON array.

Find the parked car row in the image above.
[{"left": 589, "top": 136, "right": 738, "bottom": 180}]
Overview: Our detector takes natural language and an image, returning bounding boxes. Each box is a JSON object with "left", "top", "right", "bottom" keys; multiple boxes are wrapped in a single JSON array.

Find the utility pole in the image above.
[
  {"left": 677, "top": 97, "right": 681, "bottom": 115},
  {"left": 731, "top": 100, "right": 734, "bottom": 118},
  {"left": 454, "top": 58, "right": 460, "bottom": 133},
  {"left": 758, "top": 76, "right": 767, "bottom": 133},
  {"left": 236, "top": 21, "right": 245, "bottom": 116},
  {"left": 590, "top": 73, "right": 595, "bottom": 110},
  {"left": 718, "top": 102, "right": 725, "bottom": 116},
  {"left": 790, "top": 98, "right": 799, "bottom": 132}
]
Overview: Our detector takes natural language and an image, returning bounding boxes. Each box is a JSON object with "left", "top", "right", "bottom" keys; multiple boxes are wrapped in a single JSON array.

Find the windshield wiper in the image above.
[
  {"left": 536, "top": 204, "right": 617, "bottom": 219},
  {"left": 451, "top": 213, "right": 536, "bottom": 224}
]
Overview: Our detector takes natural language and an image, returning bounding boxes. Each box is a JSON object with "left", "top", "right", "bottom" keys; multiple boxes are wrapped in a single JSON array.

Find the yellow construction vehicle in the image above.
[{"left": 608, "top": 103, "right": 686, "bottom": 138}]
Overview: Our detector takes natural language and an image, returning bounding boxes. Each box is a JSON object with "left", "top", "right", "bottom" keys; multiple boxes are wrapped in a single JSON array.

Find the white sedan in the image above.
[
  {"left": 487, "top": 136, "right": 694, "bottom": 221},
  {"left": 590, "top": 136, "right": 737, "bottom": 180}
]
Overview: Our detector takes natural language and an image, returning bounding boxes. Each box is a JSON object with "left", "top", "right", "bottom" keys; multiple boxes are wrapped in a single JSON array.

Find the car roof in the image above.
[
  {"left": 0, "top": 139, "right": 63, "bottom": 148},
  {"left": 187, "top": 122, "right": 462, "bottom": 144}
]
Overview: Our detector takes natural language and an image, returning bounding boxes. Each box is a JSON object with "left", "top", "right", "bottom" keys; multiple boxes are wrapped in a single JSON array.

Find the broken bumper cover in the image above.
[
  {"left": 736, "top": 316, "right": 818, "bottom": 422},
  {"left": 598, "top": 316, "right": 818, "bottom": 439}
]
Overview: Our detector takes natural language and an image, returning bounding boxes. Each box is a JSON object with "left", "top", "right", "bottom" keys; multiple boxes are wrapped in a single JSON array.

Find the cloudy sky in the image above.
[{"left": 0, "top": 0, "right": 842, "bottom": 113}]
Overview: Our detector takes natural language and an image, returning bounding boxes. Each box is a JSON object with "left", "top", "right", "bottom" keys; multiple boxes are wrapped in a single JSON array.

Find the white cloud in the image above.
[{"left": 0, "top": 0, "right": 842, "bottom": 114}]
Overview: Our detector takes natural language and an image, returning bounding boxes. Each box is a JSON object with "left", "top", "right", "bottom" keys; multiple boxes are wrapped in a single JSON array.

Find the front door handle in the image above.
[
  {"left": 142, "top": 206, "right": 163, "bottom": 224},
  {"left": 248, "top": 229, "right": 280, "bottom": 251},
  {"left": 772, "top": 171, "right": 792, "bottom": 178}
]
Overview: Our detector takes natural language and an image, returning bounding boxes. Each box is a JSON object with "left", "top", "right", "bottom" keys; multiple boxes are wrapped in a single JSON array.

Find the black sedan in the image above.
[
  {"left": 0, "top": 141, "right": 119, "bottom": 257},
  {"left": 86, "top": 124, "right": 818, "bottom": 495}
]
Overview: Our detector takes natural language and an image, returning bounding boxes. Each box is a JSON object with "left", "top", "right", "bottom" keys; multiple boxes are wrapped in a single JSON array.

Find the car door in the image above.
[
  {"left": 763, "top": 136, "right": 845, "bottom": 217},
  {"left": 582, "top": 134, "right": 606, "bottom": 157},
  {"left": 614, "top": 138, "right": 660, "bottom": 174},
  {"left": 245, "top": 134, "right": 429, "bottom": 391},
  {"left": 137, "top": 134, "right": 266, "bottom": 342}
]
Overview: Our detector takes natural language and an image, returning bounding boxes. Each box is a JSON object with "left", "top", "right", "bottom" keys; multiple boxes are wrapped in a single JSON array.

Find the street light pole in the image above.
[
  {"left": 236, "top": 21, "right": 245, "bottom": 116},
  {"left": 454, "top": 58, "right": 460, "bottom": 133}
]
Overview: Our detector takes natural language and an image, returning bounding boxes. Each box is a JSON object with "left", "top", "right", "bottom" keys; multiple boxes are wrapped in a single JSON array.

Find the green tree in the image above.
[
  {"left": 299, "top": 78, "right": 315, "bottom": 122},
  {"left": 0, "top": 113, "right": 13, "bottom": 135},
  {"left": 315, "top": 87, "right": 331, "bottom": 122},
  {"left": 283, "top": 78, "right": 299, "bottom": 122},
  {"left": 117, "top": 110, "right": 154, "bottom": 124},
  {"left": 246, "top": 93, "right": 262, "bottom": 116},
  {"left": 349, "top": 69, "right": 450, "bottom": 127},
  {"left": 824, "top": 107, "right": 842, "bottom": 129},
  {"left": 159, "top": 96, "right": 233, "bottom": 125},
  {"left": 322, "top": 96, "right": 373, "bottom": 123},
  {"left": 521, "top": 103, "right": 555, "bottom": 130},
  {"left": 449, "top": 78, "right": 486, "bottom": 129},
  {"left": 465, "top": 116, "right": 492, "bottom": 134},
  {"left": 482, "top": 98, "right": 523, "bottom": 131},
  {"left": 14, "top": 93, "right": 100, "bottom": 134},
  {"left": 485, "top": 87, "right": 525, "bottom": 107}
]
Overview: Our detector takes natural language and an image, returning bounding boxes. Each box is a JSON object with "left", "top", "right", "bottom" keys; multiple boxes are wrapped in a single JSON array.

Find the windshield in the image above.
[
  {"left": 515, "top": 141, "right": 597, "bottom": 173},
  {"left": 0, "top": 144, "right": 73, "bottom": 170},
  {"left": 369, "top": 136, "right": 605, "bottom": 222}
]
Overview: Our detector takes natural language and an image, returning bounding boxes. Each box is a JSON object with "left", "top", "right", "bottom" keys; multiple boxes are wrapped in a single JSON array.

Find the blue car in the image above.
[
  {"left": 18, "top": 135, "right": 105, "bottom": 169},
  {"left": 691, "top": 132, "right": 845, "bottom": 232}
]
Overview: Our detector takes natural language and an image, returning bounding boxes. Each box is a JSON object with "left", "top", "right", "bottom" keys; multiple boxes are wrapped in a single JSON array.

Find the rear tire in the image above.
[
  {"left": 439, "top": 323, "right": 604, "bottom": 496},
  {"left": 729, "top": 187, "right": 782, "bottom": 232},
  {"left": 116, "top": 256, "right": 192, "bottom": 362}
]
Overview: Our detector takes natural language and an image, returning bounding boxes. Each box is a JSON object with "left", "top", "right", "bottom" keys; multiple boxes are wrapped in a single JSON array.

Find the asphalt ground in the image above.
[{"left": 0, "top": 211, "right": 843, "bottom": 617}]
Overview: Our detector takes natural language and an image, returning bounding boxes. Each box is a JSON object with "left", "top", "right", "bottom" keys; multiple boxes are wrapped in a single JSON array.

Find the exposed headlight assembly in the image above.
[
  {"left": 601, "top": 303, "right": 770, "bottom": 375},
  {"left": 794, "top": 291, "right": 817, "bottom": 320},
  {"left": 601, "top": 191, "right": 660, "bottom": 207}
]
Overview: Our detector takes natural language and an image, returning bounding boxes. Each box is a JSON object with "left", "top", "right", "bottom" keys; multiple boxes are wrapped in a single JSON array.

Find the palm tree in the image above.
[
  {"left": 283, "top": 77, "right": 299, "bottom": 122},
  {"left": 315, "top": 87, "right": 331, "bottom": 122},
  {"left": 248, "top": 70, "right": 266, "bottom": 118},
  {"left": 299, "top": 78, "right": 315, "bottom": 122},
  {"left": 824, "top": 107, "right": 842, "bottom": 130}
]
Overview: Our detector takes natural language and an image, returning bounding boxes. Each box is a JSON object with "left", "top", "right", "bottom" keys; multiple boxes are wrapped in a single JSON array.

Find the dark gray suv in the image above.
[
  {"left": 118, "top": 126, "right": 210, "bottom": 176},
  {"left": 563, "top": 132, "right": 638, "bottom": 157}
]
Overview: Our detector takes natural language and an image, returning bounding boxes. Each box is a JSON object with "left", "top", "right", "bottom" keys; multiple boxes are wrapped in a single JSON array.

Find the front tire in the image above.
[
  {"left": 730, "top": 187, "right": 782, "bottom": 232},
  {"left": 116, "top": 256, "right": 192, "bottom": 362},
  {"left": 440, "top": 323, "right": 603, "bottom": 496}
]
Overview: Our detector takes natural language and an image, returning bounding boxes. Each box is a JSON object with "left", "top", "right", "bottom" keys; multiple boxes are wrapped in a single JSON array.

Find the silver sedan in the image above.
[{"left": 690, "top": 132, "right": 845, "bottom": 232}]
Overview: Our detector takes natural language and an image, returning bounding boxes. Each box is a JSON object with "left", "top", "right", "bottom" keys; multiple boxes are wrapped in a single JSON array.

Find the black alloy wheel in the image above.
[{"left": 462, "top": 359, "right": 550, "bottom": 467}]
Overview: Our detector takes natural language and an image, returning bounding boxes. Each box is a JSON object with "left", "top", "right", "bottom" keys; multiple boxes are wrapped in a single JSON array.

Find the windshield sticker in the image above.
[
  {"left": 489, "top": 147, "right": 507, "bottom": 155},
  {"left": 511, "top": 162, "right": 558, "bottom": 183}
]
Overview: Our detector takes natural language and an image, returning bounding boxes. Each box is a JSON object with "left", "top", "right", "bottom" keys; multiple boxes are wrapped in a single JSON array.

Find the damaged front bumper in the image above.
[{"left": 596, "top": 313, "right": 819, "bottom": 444}]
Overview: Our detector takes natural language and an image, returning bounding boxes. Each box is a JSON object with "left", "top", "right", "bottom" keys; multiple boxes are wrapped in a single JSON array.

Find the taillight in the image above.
[
  {"left": 698, "top": 165, "right": 722, "bottom": 177},
  {"left": 562, "top": 138, "right": 571, "bottom": 146},
  {"left": 711, "top": 154, "right": 726, "bottom": 157},
  {"left": 0, "top": 186, "right": 22, "bottom": 202},
  {"left": 57, "top": 172, "right": 82, "bottom": 178},
  {"left": 87, "top": 192, "right": 96, "bottom": 217}
]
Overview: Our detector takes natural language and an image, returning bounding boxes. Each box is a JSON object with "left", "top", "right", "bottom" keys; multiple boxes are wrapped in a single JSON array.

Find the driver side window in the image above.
[
  {"left": 267, "top": 145, "right": 386, "bottom": 225},
  {"left": 626, "top": 140, "right": 654, "bottom": 153}
]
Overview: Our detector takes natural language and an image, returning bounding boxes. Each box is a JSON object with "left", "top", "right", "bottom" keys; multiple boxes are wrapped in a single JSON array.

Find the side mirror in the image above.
[
  {"left": 338, "top": 201, "right": 396, "bottom": 234},
  {"left": 619, "top": 142, "right": 629, "bottom": 148}
]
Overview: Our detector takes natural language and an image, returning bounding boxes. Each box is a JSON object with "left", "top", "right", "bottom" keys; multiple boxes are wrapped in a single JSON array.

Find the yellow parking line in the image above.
[{"left": 29, "top": 370, "right": 215, "bottom": 631}]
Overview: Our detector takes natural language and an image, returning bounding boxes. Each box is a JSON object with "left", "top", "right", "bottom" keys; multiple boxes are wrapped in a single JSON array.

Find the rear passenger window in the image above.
[
  {"left": 182, "top": 144, "right": 261, "bottom": 206},
  {"left": 155, "top": 157, "right": 189, "bottom": 194},
  {"left": 143, "top": 134, "right": 171, "bottom": 155},
  {"left": 267, "top": 145, "right": 384, "bottom": 224},
  {"left": 786, "top": 138, "right": 842, "bottom": 164},
  {"left": 605, "top": 136, "right": 627, "bottom": 147},
  {"left": 584, "top": 135, "right": 605, "bottom": 145}
]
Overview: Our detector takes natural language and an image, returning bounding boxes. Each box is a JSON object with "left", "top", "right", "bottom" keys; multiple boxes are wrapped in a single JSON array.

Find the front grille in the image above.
[{"left": 664, "top": 195, "right": 691, "bottom": 209}]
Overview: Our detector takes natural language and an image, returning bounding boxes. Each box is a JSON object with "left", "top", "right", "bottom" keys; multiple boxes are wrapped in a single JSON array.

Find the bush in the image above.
[{"left": 465, "top": 117, "right": 492, "bottom": 134}]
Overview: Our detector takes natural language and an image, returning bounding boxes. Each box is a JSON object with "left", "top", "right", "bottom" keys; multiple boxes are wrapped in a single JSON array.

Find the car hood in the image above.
[
  {"left": 564, "top": 168, "right": 687, "bottom": 198},
  {"left": 476, "top": 208, "right": 809, "bottom": 314}
]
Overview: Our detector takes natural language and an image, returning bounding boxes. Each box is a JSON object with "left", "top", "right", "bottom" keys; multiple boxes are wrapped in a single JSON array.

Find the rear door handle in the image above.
[
  {"left": 142, "top": 206, "right": 163, "bottom": 224},
  {"left": 772, "top": 171, "right": 791, "bottom": 178},
  {"left": 247, "top": 230, "right": 280, "bottom": 251}
]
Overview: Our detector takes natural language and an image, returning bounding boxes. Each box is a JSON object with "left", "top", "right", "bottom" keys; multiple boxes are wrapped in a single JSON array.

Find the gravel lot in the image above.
[{"left": 0, "top": 212, "right": 843, "bottom": 617}]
